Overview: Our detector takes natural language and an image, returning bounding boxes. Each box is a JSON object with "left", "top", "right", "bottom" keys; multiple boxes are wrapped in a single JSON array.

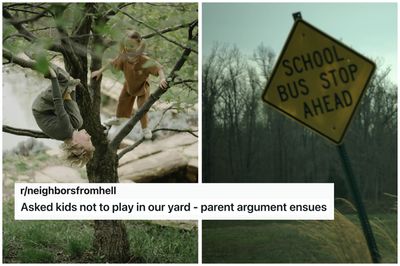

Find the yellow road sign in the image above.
[{"left": 262, "top": 20, "right": 375, "bottom": 144}]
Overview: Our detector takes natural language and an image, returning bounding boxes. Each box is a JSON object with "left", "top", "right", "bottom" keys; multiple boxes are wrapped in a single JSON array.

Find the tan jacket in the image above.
[{"left": 112, "top": 54, "right": 162, "bottom": 96}]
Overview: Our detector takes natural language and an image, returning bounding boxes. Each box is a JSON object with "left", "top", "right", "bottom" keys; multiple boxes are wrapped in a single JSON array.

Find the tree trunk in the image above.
[
  {"left": 87, "top": 141, "right": 130, "bottom": 262},
  {"left": 93, "top": 220, "right": 130, "bottom": 262}
]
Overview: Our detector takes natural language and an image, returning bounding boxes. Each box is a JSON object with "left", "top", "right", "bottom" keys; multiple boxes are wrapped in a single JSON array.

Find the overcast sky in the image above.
[{"left": 203, "top": 3, "right": 397, "bottom": 83}]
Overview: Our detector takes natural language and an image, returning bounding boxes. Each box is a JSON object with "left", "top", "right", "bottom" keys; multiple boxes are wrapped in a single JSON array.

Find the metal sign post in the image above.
[
  {"left": 337, "top": 144, "right": 380, "bottom": 263},
  {"left": 263, "top": 12, "right": 381, "bottom": 263},
  {"left": 294, "top": 12, "right": 380, "bottom": 263}
]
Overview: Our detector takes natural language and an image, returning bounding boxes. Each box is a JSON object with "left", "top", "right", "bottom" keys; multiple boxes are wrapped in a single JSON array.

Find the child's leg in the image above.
[
  {"left": 137, "top": 88, "right": 150, "bottom": 129},
  {"left": 116, "top": 84, "right": 135, "bottom": 118},
  {"left": 105, "top": 84, "right": 134, "bottom": 127}
]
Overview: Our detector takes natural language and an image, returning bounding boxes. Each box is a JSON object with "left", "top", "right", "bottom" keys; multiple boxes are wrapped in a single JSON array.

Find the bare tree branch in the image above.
[
  {"left": 153, "top": 106, "right": 177, "bottom": 129},
  {"left": 3, "top": 49, "right": 36, "bottom": 69},
  {"left": 102, "top": 3, "right": 136, "bottom": 19},
  {"left": 169, "top": 79, "right": 198, "bottom": 92},
  {"left": 31, "top": 26, "right": 56, "bottom": 32},
  {"left": 2, "top": 48, "right": 81, "bottom": 88},
  {"left": 4, "top": 6, "right": 51, "bottom": 16},
  {"left": 50, "top": 4, "right": 86, "bottom": 76},
  {"left": 3, "top": 124, "right": 197, "bottom": 159},
  {"left": 146, "top": 3, "right": 189, "bottom": 9},
  {"left": 382, "top": 109, "right": 397, "bottom": 128},
  {"left": 3, "top": 8, "right": 64, "bottom": 53},
  {"left": 118, "top": 9, "right": 198, "bottom": 54},
  {"left": 143, "top": 22, "right": 194, "bottom": 39},
  {"left": 3, "top": 125, "right": 49, "bottom": 138},
  {"left": 4, "top": 4, "right": 100, "bottom": 65},
  {"left": 3, "top": 9, "right": 36, "bottom": 42},
  {"left": 3, "top": 3, "right": 31, "bottom": 8},
  {"left": 117, "top": 139, "right": 144, "bottom": 159},
  {"left": 102, "top": 20, "right": 196, "bottom": 49},
  {"left": 12, "top": 9, "right": 50, "bottom": 24},
  {"left": 3, "top": 33, "right": 31, "bottom": 43},
  {"left": 171, "top": 79, "right": 198, "bottom": 86},
  {"left": 154, "top": 128, "right": 198, "bottom": 137},
  {"left": 117, "top": 127, "right": 198, "bottom": 160}
]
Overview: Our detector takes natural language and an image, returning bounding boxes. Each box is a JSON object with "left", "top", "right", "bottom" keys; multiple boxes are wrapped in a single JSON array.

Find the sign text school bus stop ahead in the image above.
[{"left": 262, "top": 19, "right": 375, "bottom": 144}]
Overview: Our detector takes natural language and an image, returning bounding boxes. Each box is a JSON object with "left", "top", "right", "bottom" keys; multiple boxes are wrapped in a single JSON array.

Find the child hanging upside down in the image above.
[
  {"left": 91, "top": 31, "right": 167, "bottom": 140},
  {"left": 32, "top": 68, "right": 95, "bottom": 167}
]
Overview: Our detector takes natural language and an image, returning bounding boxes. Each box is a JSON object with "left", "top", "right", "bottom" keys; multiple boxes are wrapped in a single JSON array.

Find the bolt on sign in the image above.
[{"left": 262, "top": 19, "right": 375, "bottom": 144}]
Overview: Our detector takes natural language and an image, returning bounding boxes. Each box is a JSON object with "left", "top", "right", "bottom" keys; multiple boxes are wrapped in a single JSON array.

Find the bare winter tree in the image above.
[
  {"left": 203, "top": 43, "right": 396, "bottom": 204},
  {"left": 202, "top": 45, "right": 227, "bottom": 181}
]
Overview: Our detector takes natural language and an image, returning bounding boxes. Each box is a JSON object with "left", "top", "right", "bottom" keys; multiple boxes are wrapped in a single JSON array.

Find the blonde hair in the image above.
[
  {"left": 120, "top": 30, "right": 146, "bottom": 54},
  {"left": 60, "top": 142, "right": 94, "bottom": 167}
]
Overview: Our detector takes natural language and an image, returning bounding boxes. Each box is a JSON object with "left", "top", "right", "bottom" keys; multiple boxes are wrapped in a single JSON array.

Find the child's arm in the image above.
[
  {"left": 91, "top": 59, "right": 114, "bottom": 81},
  {"left": 158, "top": 68, "right": 167, "bottom": 90}
]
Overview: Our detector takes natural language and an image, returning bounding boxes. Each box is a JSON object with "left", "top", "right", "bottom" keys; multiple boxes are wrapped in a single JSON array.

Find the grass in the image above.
[
  {"left": 3, "top": 152, "right": 68, "bottom": 187},
  {"left": 3, "top": 147, "right": 197, "bottom": 263},
  {"left": 3, "top": 201, "right": 197, "bottom": 263},
  {"left": 127, "top": 221, "right": 197, "bottom": 263},
  {"left": 348, "top": 213, "right": 397, "bottom": 263},
  {"left": 202, "top": 211, "right": 397, "bottom": 263},
  {"left": 17, "top": 248, "right": 55, "bottom": 263},
  {"left": 3, "top": 151, "right": 87, "bottom": 200},
  {"left": 3, "top": 200, "right": 93, "bottom": 263},
  {"left": 3, "top": 151, "right": 89, "bottom": 179}
]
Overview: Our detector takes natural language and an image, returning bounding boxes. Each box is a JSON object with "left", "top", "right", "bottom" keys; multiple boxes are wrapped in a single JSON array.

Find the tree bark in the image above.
[
  {"left": 84, "top": 5, "right": 130, "bottom": 262},
  {"left": 93, "top": 220, "right": 130, "bottom": 262},
  {"left": 87, "top": 146, "right": 130, "bottom": 262}
]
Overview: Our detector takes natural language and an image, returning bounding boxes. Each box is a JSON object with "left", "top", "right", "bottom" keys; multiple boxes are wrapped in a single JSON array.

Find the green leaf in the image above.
[{"left": 34, "top": 55, "right": 50, "bottom": 75}]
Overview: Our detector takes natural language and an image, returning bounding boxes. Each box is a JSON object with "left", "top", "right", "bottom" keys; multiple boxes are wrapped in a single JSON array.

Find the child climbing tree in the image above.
[{"left": 3, "top": 3, "right": 198, "bottom": 262}]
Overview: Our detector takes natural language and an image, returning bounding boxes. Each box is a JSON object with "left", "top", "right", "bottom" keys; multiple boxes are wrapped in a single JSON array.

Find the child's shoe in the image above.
[
  {"left": 105, "top": 118, "right": 128, "bottom": 140},
  {"left": 103, "top": 116, "right": 122, "bottom": 126},
  {"left": 142, "top": 128, "right": 152, "bottom": 140}
]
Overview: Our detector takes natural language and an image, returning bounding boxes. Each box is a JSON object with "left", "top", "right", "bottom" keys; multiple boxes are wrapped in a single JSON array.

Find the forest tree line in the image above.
[{"left": 203, "top": 44, "right": 397, "bottom": 205}]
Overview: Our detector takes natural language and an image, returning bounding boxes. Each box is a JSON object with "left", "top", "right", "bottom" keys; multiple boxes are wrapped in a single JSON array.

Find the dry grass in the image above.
[
  {"left": 203, "top": 207, "right": 396, "bottom": 263},
  {"left": 298, "top": 210, "right": 371, "bottom": 263}
]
